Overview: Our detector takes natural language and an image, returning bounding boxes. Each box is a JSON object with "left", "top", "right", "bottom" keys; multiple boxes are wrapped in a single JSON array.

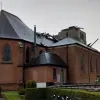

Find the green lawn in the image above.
[{"left": 2, "top": 91, "right": 22, "bottom": 100}]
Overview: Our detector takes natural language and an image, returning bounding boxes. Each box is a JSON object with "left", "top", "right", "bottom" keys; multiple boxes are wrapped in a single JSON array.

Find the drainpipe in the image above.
[
  {"left": 34, "top": 25, "right": 37, "bottom": 58},
  {"left": 22, "top": 41, "right": 26, "bottom": 88},
  {"left": 66, "top": 45, "right": 69, "bottom": 84},
  {"left": 66, "top": 32, "right": 69, "bottom": 84}
]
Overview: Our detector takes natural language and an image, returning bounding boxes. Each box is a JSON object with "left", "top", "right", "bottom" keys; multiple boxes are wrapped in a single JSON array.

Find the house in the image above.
[{"left": 0, "top": 10, "right": 100, "bottom": 90}]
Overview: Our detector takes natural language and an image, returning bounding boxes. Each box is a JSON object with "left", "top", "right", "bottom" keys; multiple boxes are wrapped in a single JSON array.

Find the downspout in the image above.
[
  {"left": 66, "top": 45, "right": 69, "bottom": 84},
  {"left": 22, "top": 41, "right": 26, "bottom": 88},
  {"left": 66, "top": 33, "right": 69, "bottom": 84}
]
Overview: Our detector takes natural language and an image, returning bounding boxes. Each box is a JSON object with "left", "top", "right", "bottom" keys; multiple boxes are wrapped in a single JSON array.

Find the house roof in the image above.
[
  {"left": 0, "top": 10, "right": 99, "bottom": 53},
  {"left": 0, "top": 10, "right": 55, "bottom": 46},
  {"left": 50, "top": 37, "right": 99, "bottom": 53},
  {"left": 51, "top": 38, "right": 76, "bottom": 46},
  {"left": 29, "top": 52, "right": 66, "bottom": 67}
]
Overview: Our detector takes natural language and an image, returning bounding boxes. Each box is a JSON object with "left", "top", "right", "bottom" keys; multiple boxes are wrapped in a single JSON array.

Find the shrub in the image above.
[
  {"left": 20, "top": 95, "right": 25, "bottom": 100},
  {"left": 0, "top": 87, "right": 2, "bottom": 97},
  {"left": 25, "top": 88, "right": 49, "bottom": 100},
  {"left": 95, "top": 77, "right": 100, "bottom": 84},
  {"left": 18, "top": 89, "right": 25, "bottom": 95},
  {"left": 26, "top": 80, "right": 36, "bottom": 88},
  {"left": 25, "top": 88, "right": 100, "bottom": 100}
]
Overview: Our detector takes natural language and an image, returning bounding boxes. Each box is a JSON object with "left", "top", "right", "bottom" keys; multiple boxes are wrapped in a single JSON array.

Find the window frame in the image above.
[
  {"left": 80, "top": 32, "right": 84, "bottom": 40},
  {"left": 2, "top": 43, "right": 11, "bottom": 62},
  {"left": 53, "top": 68, "right": 57, "bottom": 79},
  {"left": 80, "top": 53, "right": 84, "bottom": 71},
  {"left": 96, "top": 59, "right": 98, "bottom": 73},
  {"left": 26, "top": 47, "right": 30, "bottom": 64},
  {"left": 90, "top": 56, "right": 93, "bottom": 72}
]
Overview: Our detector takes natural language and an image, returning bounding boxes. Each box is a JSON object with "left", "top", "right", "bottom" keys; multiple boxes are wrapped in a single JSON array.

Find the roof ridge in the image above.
[
  {"left": 2, "top": 10, "right": 21, "bottom": 39},
  {"left": 0, "top": 10, "right": 55, "bottom": 46},
  {"left": 1, "top": 10, "right": 22, "bottom": 21}
]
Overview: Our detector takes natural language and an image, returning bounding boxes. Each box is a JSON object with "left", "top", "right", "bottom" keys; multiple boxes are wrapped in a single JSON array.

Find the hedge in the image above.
[
  {"left": 18, "top": 88, "right": 25, "bottom": 95},
  {"left": 25, "top": 88, "right": 49, "bottom": 100},
  {"left": 26, "top": 80, "right": 36, "bottom": 88},
  {"left": 25, "top": 88, "right": 100, "bottom": 100}
]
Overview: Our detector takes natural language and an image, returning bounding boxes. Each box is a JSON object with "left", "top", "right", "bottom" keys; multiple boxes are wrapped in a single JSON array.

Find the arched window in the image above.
[
  {"left": 96, "top": 59, "right": 98, "bottom": 73},
  {"left": 3, "top": 44, "right": 11, "bottom": 61},
  {"left": 26, "top": 47, "right": 30, "bottom": 63},
  {"left": 80, "top": 53, "right": 84, "bottom": 70},
  {"left": 90, "top": 56, "right": 93, "bottom": 72}
]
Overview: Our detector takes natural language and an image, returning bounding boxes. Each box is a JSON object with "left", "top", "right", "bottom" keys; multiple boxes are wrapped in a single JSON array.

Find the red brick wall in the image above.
[
  {"left": 49, "top": 45, "right": 100, "bottom": 84},
  {"left": 49, "top": 46, "right": 67, "bottom": 63},
  {"left": 25, "top": 66, "right": 66, "bottom": 83},
  {"left": 67, "top": 46, "right": 78, "bottom": 83},
  {"left": 0, "top": 40, "right": 22, "bottom": 84},
  {"left": 24, "top": 43, "right": 46, "bottom": 62},
  {"left": 0, "top": 39, "right": 46, "bottom": 90},
  {"left": 49, "top": 46, "right": 76, "bottom": 83},
  {"left": 0, "top": 84, "right": 20, "bottom": 91},
  {"left": 73, "top": 45, "right": 100, "bottom": 83},
  {"left": 0, "top": 38, "right": 100, "bottom": 90}
]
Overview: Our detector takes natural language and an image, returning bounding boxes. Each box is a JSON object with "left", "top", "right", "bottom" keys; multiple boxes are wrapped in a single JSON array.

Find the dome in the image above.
[{"left": 29, "top": 52, "right": 66, "bottom": 67}]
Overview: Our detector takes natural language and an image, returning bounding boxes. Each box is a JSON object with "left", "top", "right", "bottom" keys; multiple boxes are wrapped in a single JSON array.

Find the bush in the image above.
[
  {"left": 25, "top": 88, "right": 49, "bottom": 100},
  {"left": 95, "top": 77, "right": 100, "bottom": 84},
  {"left": 0, "top": 87, "right": 2, "bottom": 97},
  {"left": 18, "top": 89, "right": 25, "bottom": 95},
  {"left": 26, "top": 80, "right": 36, "bottom": 88},
  {"left": 20, "top": 95, "right": 25, "bottom": 100},
  {"left": 25, "top": 88, "right": 100, "bottom": 100}
]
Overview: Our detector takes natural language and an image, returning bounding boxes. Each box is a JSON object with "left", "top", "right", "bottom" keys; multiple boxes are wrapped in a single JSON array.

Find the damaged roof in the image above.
[
  {"left": 0, "top": 10, "right": 55, "bottom": 46},
  {"left": 0, "top": 10, "right": 99, "bottom": 53}
]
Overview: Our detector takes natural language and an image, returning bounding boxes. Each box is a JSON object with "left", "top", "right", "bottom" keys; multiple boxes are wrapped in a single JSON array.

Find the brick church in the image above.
[{"left": 0, "top": 10, "right": 100, "bottom": 90}]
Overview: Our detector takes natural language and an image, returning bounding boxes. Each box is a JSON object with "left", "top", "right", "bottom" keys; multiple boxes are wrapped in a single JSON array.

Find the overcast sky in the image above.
[{"left": 1, "top": 0, "right": 100, "bottom": 50}]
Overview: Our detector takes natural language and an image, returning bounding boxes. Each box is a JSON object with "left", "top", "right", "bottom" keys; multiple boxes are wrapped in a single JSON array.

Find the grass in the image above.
[
  {"left": 2, "top": 91, "right": 22, "bottom": 100},
  {"left": 62, "top": 88, "right": 100, "bottom": 95}
]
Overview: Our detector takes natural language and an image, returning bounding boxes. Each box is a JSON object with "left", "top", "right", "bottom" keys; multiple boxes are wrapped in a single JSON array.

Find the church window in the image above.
[
  {"left": 2, "top": 44, "right": 11, "bottom": 61},
  {"left": 80, "top": 53, "right": 84, "bottom": 70},
  {"left": 26, "top": 47, "right": 30, "bottom": 63},
  {"left": 90, "top": 56, "right": 93, "bottom": 72}
]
